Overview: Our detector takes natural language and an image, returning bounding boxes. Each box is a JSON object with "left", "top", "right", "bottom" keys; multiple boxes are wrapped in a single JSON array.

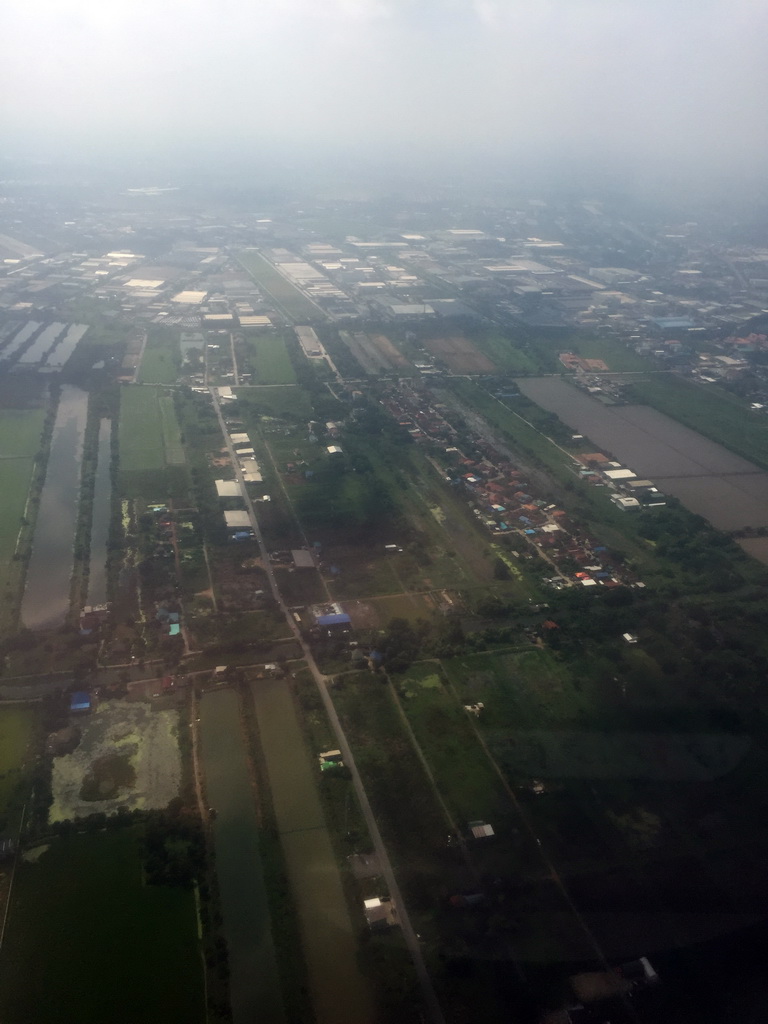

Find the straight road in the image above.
[{"left": 209, "top": 386, "right": 446, "bottom": 1024}]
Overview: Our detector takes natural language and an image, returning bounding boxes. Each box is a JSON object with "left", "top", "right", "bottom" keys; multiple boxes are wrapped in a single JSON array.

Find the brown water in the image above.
[
  {"left": 518, "top": 377, "right": 768, "bottom": 542},
  {"left": 21, "top": 386, "right": 89, "bottom": 629}
]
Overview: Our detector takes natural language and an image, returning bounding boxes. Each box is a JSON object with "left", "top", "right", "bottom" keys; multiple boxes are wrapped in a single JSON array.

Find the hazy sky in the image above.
[{"left": 3, "top": 0, "right": 767, "bottom": 185}]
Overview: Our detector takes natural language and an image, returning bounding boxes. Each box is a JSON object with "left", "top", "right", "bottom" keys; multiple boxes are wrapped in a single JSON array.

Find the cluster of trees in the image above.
[{"left": 143, "top": 804, "right": 206, "bottom": 889}]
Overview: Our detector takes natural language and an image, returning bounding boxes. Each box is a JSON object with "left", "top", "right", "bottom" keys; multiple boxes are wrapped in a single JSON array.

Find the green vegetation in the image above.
[
  {"left": 238, "top": 251, "right": 320, "bottom": 321},
  {"left": 0, "top": 827, "right": 204, "bottom": 1024},
  {"left": 138, "top": 328, "right": 181, "bottom": 385},
  {"left": 629, "top": 373, "right": 768, "bottom": 470},
  {"left": 0, "top": 407, "right": 46, "bottom": 574},
  {"left": 243, "top": 334, "right": 297, "bottom": 385},
  {"left": 118, "top": 385, "right": 187, "bottom": 501},
  {"left": 120, "top": 385, "right": 171, "bottom": 471},
  {"left": 236, "top": 385, "right": 313, "bottom": 420},
  {"left": 0, "top": 458, "right": 35, "bottom": 571},
  {"left": 198, "top": 687, "right": 290, "bottom": 1024},
  {"left": 569, "top": 333, "right": 651, "bottom": 372},
  {"left": 0, "top": 705, "right": 38, "bottom": 828},
  {"left": 474, "top": 331, "right": 540, "bottom": 373},
  {"left": 251, "top": 677, "right": 374, "bottom": 1024}
]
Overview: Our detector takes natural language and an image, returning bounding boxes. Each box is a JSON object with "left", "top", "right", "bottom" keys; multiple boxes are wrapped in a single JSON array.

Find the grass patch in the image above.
[
  {"left": 0, "top": 458, "right": 35, "bottom": 572},
  {"left": 0, "top": 705, "right": 38, "bottom": 823},
  {"left": 236, "top": 384, "right": 313, "bottom": 420},
  {"left": 138, "top": 328, "right": 180, "bottom": 385},
  {"left": 0, "top": 406, "right": 46, "bottom": 459},
  {"left": 0, "top": 406, "right": 46, "bottom": 573},
  {"left": 119, "top": 386, "right": 188, "bottom": 499},
  {"left": 244, "top": 335, "right": 297, "bottom": 385},
  {"left": 0, "top": 827, "right": 204, "bottom": 1024},
  {"left": 476, "top": 332, "right": 540, "bottom": 374},
  {"left": 442, "top": 648, "right": 581, "bottom": 733},
  {"left": 119, "top": 385, "right": 170, "bottom": 471},
  {"left": 629, "top": 373, "right": 768, "bottom": 470},
  {"left": 238, "top": 251, "right": 321, "bottom": 322}
]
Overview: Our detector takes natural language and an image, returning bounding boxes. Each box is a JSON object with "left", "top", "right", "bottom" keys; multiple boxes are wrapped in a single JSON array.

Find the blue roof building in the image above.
[
  {"left": 70, "top": 691, "right": 91, "bottom": 713},
  {"left": 316, "top": 613, "right": 352, "bottom": 628}
]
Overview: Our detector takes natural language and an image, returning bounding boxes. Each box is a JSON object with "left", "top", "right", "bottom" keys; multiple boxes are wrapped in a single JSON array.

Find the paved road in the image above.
[{"left": 209, "top": 387, "right": 446, "bottom": 1024}]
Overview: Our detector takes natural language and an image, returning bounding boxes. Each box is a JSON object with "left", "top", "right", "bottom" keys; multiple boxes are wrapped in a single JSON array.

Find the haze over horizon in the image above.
[{"left": 3, "top": 0, "right": 767, "bottom": 195}]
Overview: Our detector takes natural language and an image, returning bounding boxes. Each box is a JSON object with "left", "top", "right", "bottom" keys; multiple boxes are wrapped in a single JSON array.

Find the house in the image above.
[
  {"left": 363, "top": 896, "right": 397, "bottom": 930},
  {"left": 611, "top": 495, "right": 640, "bottom": 511},
  {"left": 469, "top": 820, "right": 495, "bottom": 839}
]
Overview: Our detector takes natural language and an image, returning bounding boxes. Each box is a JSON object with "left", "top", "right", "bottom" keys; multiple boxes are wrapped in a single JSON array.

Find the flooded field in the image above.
[
  {"left": 49, "top": 700, "right": 181, "bottom": 821},
  {"left": 21, "top": 385, "right": 89, "bottom": 629},
  {"left": 199, "top": 688, "right": 285, "bottom": 1024},
  {"left": 87, "top": 419, "right": 112, "bottom": 605},
  {"left": 251, "top": 677, "right": 374, "bottom": 1024},
  {"left": 518, "top": 377, "right": 768, "bottom": 541}
]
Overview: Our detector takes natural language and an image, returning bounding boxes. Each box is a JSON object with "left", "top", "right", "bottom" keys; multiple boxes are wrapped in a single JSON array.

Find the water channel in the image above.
[
  {"left": 86, "top": 419, "right": 112, "bottom": 606},
  {"left": 198, "top": 688, "right": 286, "bottom": 1024},
  {"left": 21, "top": 385, "right": 89, "bottom": 630}
]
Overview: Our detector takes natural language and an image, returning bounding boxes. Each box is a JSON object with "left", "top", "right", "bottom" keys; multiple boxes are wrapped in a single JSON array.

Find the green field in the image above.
[
  {"left": 236, "top": 385, "right": 313, "bottom": 420},
  {"left": 0, "top": 705, "right": 38, "bottom": 823},
  {"left": 119, "top": 386, "right": 187, "bottom": 500},
  {"left": 0, "top": 828, "right": 204, "bottom": 1024},
  {"left": 570, "top": 334, "right": 652, "bottom": 372},
  {"left": 442, "top": 648, "right": 583, "bottom": 733},
  {"left": 251, "top": 677, "right": 374, "bottom": 1024},
  {"left": 245, "top": 335, "right": 297, "bottom": 385},
  {"left": 0, "top": 458, "right": 35, "bottom": 573},
  {"left": 396, "top": 663, "right": 509, "bottom": 824},
  {"left": 138, "top": 328, "right": 181, "bottom": 385},
  {"left": 630, "top": 373, "right": 768, "bottom": 470},
  {"left": 476, "top": 331, "right": 540, "bottom": 374},
  {"left": 0, "top": 406, "right": 47, "bottom": 612},
  {"left": 120, "top": 386, "right": 184, "bottom": 468},
  {"left": 0, "top": 407, "right": 46, "bottom": 459}
]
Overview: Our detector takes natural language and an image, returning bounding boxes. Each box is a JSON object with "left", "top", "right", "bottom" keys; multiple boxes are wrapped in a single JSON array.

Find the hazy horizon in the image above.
[{"left": 3, "top": 0, "right": 767, "bottom": 196}]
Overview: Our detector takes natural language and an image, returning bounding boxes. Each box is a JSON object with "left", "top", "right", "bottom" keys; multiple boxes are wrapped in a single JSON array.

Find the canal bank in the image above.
[
  {"left": 21, "top": 385, "right": 89, "bottom": 630},
  {"left": 198, "top": 688, "right": 286, "bottom": 1024},
  {"left": 251, "top": 676, "right": 375, "bottom": 1024},
  {"left": 87, "top": 419, "right": 112, "bottom": 606}
]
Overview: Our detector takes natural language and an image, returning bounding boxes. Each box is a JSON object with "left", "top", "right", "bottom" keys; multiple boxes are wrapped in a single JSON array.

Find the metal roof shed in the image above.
[{"left": 316, "top": 613, "right": 351, "bottom": 627}]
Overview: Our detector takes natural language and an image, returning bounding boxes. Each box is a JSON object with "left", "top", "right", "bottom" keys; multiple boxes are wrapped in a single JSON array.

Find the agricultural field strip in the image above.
[
  {"left": 0, "top": 829, "right": 204, "bottom": 1024},
  {"left": 238, "top": 252, "right": 321, "bottom": 322},
  {"left": 246, "top": 335, "right": 296, "bottom": 386},
  {"left": 138, "top": 329, "right": 180, "bottom": 385},
  {"left": 251, "top": 677, "right": 374, "bottom": 1024},
  {"left": 0, "top": 408, "right": 46, "bottom": 569},
  {"left": 435, "top": 656, "right": 614, "bottom": 964},
  {"left": 198, "top": 688, "right": 286, "bottom": 1024},
  {"left": 119, "top": 386, "right": 185, "bottom": 470}
]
